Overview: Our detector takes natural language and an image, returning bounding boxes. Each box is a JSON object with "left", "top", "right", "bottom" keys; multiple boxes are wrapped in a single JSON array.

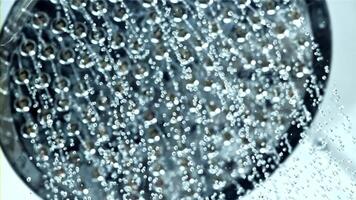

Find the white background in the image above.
[{"left": 1, "top": 0, "right": 356, "bottom": 199}]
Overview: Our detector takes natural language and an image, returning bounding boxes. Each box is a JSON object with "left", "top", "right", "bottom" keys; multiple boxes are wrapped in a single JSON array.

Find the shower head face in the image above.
[{"left": 0, "top": 0, "right": 331, "bottom": 199}]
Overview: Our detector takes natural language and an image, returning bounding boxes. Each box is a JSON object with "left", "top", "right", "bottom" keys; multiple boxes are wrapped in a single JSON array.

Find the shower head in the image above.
[{"left": 0, "top": 0, "right": 331, "bottom": 199}]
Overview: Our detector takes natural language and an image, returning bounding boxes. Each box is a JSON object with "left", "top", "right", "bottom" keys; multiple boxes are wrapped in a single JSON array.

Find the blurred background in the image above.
[{"left": 1, "top": 0, "right": 356, "bottom": 199}]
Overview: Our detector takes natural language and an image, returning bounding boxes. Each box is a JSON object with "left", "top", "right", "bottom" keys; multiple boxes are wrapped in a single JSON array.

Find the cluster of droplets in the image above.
[{"left": 1, "top": 0, "right": 326, "bottom": 199}]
